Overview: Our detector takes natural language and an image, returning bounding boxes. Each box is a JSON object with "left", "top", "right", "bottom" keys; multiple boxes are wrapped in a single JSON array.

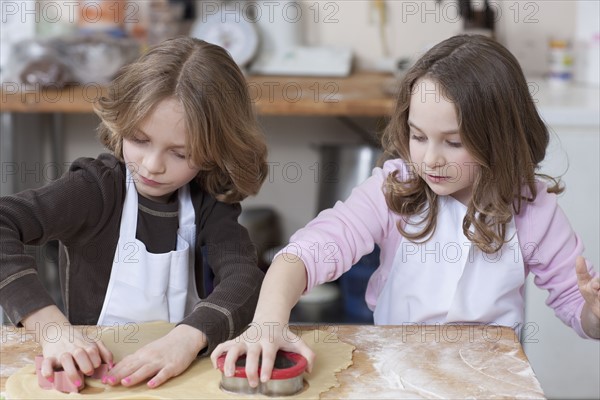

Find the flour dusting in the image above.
[{"left": 335, "top": 326, "right": 545, "bottom": 399}]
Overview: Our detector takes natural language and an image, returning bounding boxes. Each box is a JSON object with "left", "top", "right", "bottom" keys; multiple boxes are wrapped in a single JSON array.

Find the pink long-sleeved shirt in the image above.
[{"left": 278, "top": 158, "right": 595, "bottom": 338}]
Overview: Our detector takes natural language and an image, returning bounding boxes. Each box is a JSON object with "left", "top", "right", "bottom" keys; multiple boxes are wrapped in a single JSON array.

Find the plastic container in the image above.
[{"left": 338, "top": 246, "right": 379, "bottom": 323}]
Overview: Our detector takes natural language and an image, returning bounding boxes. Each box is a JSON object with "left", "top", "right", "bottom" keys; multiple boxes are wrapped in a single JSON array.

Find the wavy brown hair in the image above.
[
  {"left": 95, "top": 37, "right": 268, "bottom": 203},
  {"left": 381, "top": 34, "right": 562, "bottom": 253}
]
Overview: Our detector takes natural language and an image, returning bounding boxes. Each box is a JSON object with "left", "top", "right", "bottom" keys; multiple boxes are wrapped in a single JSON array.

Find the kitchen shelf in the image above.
[{"left": 1, "top": 72, "right": 396, "bottom": 117}]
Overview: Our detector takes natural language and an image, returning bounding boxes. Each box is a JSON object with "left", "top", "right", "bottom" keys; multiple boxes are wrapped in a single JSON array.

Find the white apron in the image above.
[
  {"left": 374, "top": 196, "right": 524, "bottom": 328},
  {"left": 97, "top": 169, "right": 201, "bottom": 325}
]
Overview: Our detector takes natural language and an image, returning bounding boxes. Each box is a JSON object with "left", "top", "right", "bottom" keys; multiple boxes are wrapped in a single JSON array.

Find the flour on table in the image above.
[{"left": 343, "top": 325, "right": 544, "bottom": 399}]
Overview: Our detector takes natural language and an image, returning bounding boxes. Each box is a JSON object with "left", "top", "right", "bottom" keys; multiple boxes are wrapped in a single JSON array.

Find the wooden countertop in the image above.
[
  {"left": 0, "top": 324, "right": 544, "bottom": 398},
  {"left": 0, "top": 72, "right": 396, "bottom": 117}
]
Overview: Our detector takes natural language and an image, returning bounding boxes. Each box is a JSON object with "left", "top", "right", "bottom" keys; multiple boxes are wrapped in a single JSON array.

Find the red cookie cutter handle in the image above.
[{"left": 217, "top": 350, "right": 307, "bottom": 380}]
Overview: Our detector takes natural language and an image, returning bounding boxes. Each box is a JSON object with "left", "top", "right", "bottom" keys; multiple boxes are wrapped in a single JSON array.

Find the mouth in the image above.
[
  {"left": 425, "top": 174, "right": 450, "bottom": 182},
  {"left": 139, "top": 175, "right": 161, "bottom": 186}
]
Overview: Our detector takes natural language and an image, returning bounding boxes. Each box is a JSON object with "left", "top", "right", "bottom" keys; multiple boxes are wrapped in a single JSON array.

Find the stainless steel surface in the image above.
[
  {"left": 219, "top": 352, "right": 305, "bottom": 396},
  {"left": 0, "top": 112, "right": 15, "bottom": 196},
  {"left": 220, "top": 375, "right": 304, "bottom": 397},
  {"left": 316, "top": 144, "right": 382, "bottom": 213}
]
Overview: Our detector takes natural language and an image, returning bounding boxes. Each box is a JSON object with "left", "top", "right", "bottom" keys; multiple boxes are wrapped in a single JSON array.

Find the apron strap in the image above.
[
  {"left": 119, "top": 167, "right": 139, "bottom": 240},
  {"left": 177, "top": 184, "right": 195, "bottom": 227}
]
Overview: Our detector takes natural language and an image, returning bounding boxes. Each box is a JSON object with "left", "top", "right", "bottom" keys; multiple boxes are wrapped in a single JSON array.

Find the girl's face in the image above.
[
  {"left": 122, "top": 98, "right": 200, "bottom": 203},
  {"left": 408, "top": 78, "right": 479, "bottom": 205}
]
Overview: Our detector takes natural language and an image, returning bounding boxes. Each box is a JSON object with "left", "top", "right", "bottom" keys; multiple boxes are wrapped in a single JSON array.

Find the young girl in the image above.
[
  {"left": 0, "top": 37, "right": 268, "bottom": 389},
  {"left": 211, "top": 34, "right": 600, "bottom": 387}
]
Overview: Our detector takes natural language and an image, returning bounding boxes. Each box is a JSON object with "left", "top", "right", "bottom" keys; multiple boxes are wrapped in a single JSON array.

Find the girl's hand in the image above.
[
  {"left": 104, "top": 324, "right": 206, "bottom": 389},
  {"left": 40, "top": 324, "right": 113, "bottom": 386},
  {"left": 576, "top": 256, "right": 600, "bottom": 320},
  {"left": 576, "top": 256, "right": 600, "bottom": 339},
  {"left": 210, "top": 323, "right": 315, "bottom": 389}
]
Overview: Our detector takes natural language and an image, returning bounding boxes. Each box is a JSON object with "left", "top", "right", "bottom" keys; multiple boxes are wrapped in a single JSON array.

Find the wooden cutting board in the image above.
[{"left": 323, "top": 325, "right": 544, "bottom": 398}]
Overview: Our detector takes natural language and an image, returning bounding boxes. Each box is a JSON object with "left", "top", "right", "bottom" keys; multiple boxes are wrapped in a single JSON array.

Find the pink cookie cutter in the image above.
[{"left": 34, "top": 355, "right": 111, "bottom": 393}]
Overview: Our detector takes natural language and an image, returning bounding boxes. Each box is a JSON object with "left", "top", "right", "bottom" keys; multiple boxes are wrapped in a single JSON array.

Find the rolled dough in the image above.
[{"left": 6, "top": 322, "right": 354, "bottom": 399}]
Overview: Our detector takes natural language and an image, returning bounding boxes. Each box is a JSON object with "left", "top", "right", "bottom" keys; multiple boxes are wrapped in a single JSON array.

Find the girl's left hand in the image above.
[
  {"left": 104, "top": 324, "right": 207, "bottom": 389},
  {"left": 576, "top": 256, "right": 600, "bottom": 319}
]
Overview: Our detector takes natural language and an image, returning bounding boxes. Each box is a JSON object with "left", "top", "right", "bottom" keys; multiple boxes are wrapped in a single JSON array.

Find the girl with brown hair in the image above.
[
  {"left": 0, "top": 37, "right": 267, "bottom": 388},
  {"left": 211, "top": 34, "right": 599, "bottom": 387}
]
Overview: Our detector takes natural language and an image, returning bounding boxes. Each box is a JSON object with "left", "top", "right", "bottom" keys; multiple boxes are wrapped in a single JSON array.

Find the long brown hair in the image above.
[
  {"left": 96, "top": 37, "right": 268, "bottom": 203},
  {"left": 381, "top": 34, "right": 562, "bottom": 253}
]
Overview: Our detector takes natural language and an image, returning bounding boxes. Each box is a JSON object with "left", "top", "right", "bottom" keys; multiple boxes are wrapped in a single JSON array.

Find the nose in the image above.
[
  {"left": 423, "top": 143, "right": 445, "bottom": 170},
  {"left": 142, "top": 151, "right": 165, "bottom": 175}
]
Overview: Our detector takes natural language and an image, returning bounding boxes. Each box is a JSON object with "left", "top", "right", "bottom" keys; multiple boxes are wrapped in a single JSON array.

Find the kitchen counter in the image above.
[
  {"left": 530, "top": 79, "right": 600, "bottom": 127},
  {"left": 2, "top": 73, "right": 598, "bottom": 123},
  {"left": 1, "top": 324, "right": 545, "bottom": 398}
]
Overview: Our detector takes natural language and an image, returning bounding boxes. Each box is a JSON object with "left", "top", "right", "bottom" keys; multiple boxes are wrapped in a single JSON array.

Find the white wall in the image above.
[
  {"left": 527, "top": 123, "right": 600, "bottom": 400},
  {"left": 297, "top": 0, "right": 576, "bottom": 75}
]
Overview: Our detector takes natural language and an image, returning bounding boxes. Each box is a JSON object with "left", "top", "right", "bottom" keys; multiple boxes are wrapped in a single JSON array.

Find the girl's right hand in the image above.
[
  {"left": 39, "top": 323, "right": 113, "bottom": 385},
  {"left": 211, "top": 254, "right": 313, "bottom": 387},
  {"left": 210, "top": 323, "right": 315, "bottom": 388}
]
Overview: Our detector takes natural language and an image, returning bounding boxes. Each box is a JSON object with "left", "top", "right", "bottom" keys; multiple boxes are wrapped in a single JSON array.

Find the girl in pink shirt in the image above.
[{"left": 211, "top": 34, "right": 600, "bottom": 387}]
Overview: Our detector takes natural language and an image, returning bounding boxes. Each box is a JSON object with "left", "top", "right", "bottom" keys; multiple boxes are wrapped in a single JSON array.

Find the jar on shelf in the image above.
[
  {"left": 78, "top": 0, "right": 126, "bottom": 36},
  {"left": 547, "top": 39, "right": 573, "bottom": 86}
]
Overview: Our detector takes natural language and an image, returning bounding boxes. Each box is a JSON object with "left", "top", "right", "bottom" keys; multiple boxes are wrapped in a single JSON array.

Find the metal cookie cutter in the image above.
[
  {"left": 217, "top": 351, "right": 307, "bottom": 396},
  {"left": 35, "top": 355, "right": 110, "bottom": 393}
]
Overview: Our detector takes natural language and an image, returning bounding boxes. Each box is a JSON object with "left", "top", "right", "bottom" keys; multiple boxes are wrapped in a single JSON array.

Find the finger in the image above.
[
  {"left": 102, "top": 358, "right": 127, "bottom": 385},
  {"left": 95, "top": 340, "right": 114, "bottom": 369},
  {"left": 302, "top": 347, "right": 316, "bottom": 374},
  {"left": 575, "top": 256, "right": 591, "bottom": 285},
  {"left": 285, "top": 340, "right": 316, "bottom": 373},
  {"left": 41, "top": 357, "right": 56, "bottom": 382},
  {"left": 259, "top": 347, "right": 277, "bottom": 383},
  {"left": 121, "top": 363, "right": 158, "bottom": 387},
  {"left": 84, "top": 345, "right": 102, "bottom": 370},
  {"left": 147, "top": 365, "right": 177, "bottom": 389},
  {"left": 59, "top": 353, "right": 83, "bottom": 387},
  {"left": 72, "top": 347, "right": 94, "bottom": 376},
  {"left": 105, "top": 357, "right": 138, "bottom": 386},
  {"left": 210, "top": 342, "right": 231, "bottom": 368},
  {"left": 244, "top": 346, "right": 262, "bottom": 388},
  {"left": 223, "top": 347, "right": 243, "bottom": 378}
]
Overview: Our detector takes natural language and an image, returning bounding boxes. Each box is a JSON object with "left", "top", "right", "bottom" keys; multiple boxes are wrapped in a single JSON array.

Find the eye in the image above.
[
  {"left": 410, "top": 134, "right": 426, "bottom": 142},
  {"left": 130, "top": 136, "right": 148, "bottom": 144},
  {"left": 446, "top": 141, "right": 463, "bottom": 148},
  {"left": 172, "top": 151, "right": 186, "bottom": 160}
]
